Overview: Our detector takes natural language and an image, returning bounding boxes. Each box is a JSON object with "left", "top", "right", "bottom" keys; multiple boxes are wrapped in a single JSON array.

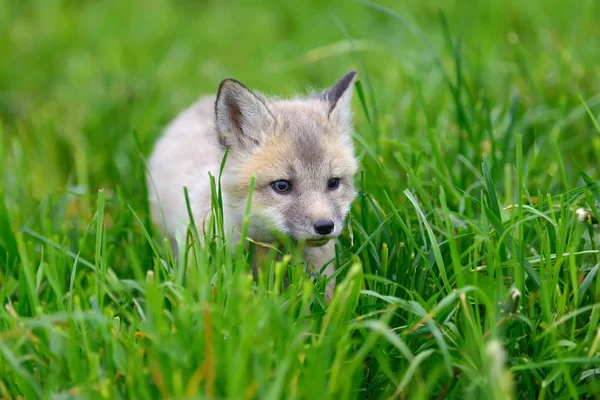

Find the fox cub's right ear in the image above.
[
  {"left": 320, "top": 71, "right": 358, "bottom": 126},
  {"left": 215, "top": 79, "right": 275, "bottom": 150}
]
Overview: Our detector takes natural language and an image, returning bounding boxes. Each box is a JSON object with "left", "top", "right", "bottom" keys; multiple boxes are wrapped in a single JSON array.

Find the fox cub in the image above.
[{"left": 147, "top": 71, "right": 359, "bottom": 299}]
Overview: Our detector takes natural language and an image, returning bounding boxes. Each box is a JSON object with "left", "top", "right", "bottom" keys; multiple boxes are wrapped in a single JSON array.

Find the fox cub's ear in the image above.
[
  {"left": 320, "top": 71, "right": 358, "bottom": 124},
  {"left": 215, "top": 79, "right": 275, "bottom": 150}
]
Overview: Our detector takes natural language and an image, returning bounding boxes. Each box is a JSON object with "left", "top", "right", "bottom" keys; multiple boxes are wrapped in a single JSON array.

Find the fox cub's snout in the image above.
[{"left": 214, "top": 71, "right": 359, "bottom": 246}]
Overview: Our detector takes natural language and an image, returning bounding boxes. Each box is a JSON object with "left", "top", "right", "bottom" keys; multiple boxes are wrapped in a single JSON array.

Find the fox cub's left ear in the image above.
[
  {"left": 320, "top": 71, "right": 358, "bottom": 125},
  {"left": 215, "top": 79, "right": 275, "bottom": 150}
]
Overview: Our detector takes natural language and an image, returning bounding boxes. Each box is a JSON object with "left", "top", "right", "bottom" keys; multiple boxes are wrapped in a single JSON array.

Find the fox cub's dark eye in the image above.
[
  {"left": 327, "top": 178, "right": 340, "bottom": 190},
  {"left": 271, "top": 180, "right": 292, "bottom": 193}
]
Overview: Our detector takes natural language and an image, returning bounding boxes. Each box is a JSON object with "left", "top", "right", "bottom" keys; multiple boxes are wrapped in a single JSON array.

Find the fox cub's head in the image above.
[{"left": 215, "top": 71, "right": 358, "bottom": 246}]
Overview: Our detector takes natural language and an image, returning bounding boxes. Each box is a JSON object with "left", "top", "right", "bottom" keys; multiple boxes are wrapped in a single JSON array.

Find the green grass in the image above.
[{"left": 2, "top": 0, "right": 600, "bottom": 398}]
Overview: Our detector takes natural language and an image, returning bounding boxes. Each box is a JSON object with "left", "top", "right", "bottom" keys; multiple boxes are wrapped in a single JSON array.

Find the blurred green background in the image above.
[{"left": 2, "top": 0, "right": 599, "bottom": 209}]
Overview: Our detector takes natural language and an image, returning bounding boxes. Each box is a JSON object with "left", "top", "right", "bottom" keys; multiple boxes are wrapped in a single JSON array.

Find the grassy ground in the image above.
[{"left": 2, "top": 0, "right": 600, "bottom": 398}]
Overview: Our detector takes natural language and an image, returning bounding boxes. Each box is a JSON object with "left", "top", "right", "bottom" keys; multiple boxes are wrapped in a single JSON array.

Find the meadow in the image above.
[{"left": 1, "top": 0, "right": 600, "bottom": 398}]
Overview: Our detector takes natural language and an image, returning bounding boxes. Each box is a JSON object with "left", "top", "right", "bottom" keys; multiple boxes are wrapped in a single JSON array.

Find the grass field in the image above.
[{"left": 2, "top": 0, "right": 600, "bottom": 398}]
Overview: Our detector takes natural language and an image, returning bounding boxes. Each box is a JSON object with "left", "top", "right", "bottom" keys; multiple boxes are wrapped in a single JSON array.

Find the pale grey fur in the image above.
[{"left": 147, "top": 72, "right": 358, "bottom": 300}]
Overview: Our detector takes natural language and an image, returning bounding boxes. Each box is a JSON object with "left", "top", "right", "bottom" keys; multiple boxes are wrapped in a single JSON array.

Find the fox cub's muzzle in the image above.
[{"left": 313, "top": 219, "right": 335, "bottom": 235}]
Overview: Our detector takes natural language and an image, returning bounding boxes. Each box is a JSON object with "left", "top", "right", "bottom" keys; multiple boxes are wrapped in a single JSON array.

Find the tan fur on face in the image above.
[{"left": 219, "top": 97, "right": 357, "bottom": 242}]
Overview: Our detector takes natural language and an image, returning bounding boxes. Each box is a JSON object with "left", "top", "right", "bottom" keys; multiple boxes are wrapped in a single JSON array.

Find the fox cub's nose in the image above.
[{"left": 314, "top": 219, "right": 334, "bottom": 235}]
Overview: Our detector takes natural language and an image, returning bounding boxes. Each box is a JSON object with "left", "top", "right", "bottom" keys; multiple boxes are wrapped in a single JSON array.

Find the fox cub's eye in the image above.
[
  {"left": 271, "top": 180, "right": 292, "bottom": 193},
  {"left": 327, "top": 178, "right": 340, "bottom": 190}
]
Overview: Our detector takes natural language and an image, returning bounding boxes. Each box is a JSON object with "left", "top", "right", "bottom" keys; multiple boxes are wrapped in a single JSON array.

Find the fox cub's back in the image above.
[{"left": 146, "top": 95, "right": 223, "bottom": 242}]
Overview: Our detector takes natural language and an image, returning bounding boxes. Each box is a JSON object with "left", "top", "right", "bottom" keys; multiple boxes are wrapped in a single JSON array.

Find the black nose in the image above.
[{"left": 313, "top": 219, "right": 334, "bottom": 235}]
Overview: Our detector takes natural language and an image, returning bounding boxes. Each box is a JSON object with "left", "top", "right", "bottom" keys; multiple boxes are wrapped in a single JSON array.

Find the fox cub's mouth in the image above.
[{"left": 305, "top": 238, "right": 331, "bottom": 247}]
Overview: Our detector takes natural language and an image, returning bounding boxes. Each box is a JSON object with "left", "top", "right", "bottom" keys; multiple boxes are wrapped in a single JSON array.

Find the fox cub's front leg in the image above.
[
  {"left": 304, "top": 242, "right": 337, "bottom": 302},
  {"left": 252, "top": 242, "right": 337, "bottom": 302}
]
